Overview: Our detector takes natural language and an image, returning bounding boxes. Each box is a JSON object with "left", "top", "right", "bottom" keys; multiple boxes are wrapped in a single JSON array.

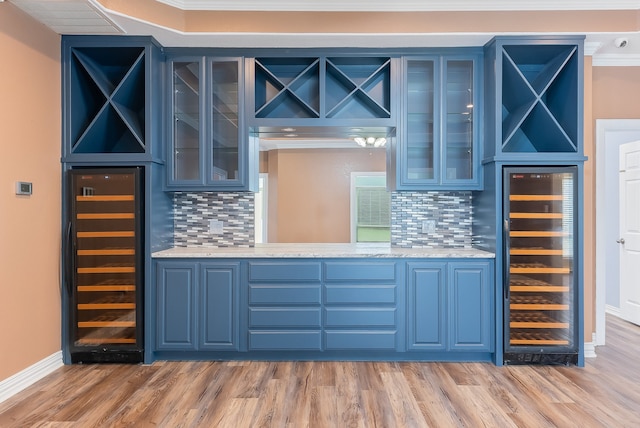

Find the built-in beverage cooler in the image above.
[
  {"left": 503, "top": 167, "right": 579, "bottom": 365},
  {"left": 64, "top": 168, "right": 144, "bottom": 363}
]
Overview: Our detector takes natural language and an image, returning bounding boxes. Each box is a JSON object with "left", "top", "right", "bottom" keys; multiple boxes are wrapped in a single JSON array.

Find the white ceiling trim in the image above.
[
  {"left": 154, "top": 0, "right": 640, "bottom": 12},
  {"left": 10, "top": 0, "right": 123, "bottom": 34},
  {"left": 584, "top": 42, "right": 603, "bottom": 56},
  {"left": 592, "top": 54, "right": 640, "bottom": 66}
]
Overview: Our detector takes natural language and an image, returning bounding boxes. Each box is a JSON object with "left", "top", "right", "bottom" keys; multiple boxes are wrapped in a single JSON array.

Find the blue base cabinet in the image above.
[
  {"left": 407, "top": 262, "right": 447, "bottom": 350},
  {"left": 156, "top": 262, "right": 196, "bottom": 350},
  {"left": 151, "top": 257, "right": 493, "bottom": 362},
  {"left": 407, "top": 261, "right": 493, "bottom": 352},
  {"left": 323, "top": 261, "right": 400, "bottom": 351},
  {"left": 448, "top": 262, "right": 493, "bottom": 351},
  {"left": 248, "top": 261, "right": 323, "bottom": 351},
  {"left": 156, "top": 261, "right": 240, "bottom": 352}
]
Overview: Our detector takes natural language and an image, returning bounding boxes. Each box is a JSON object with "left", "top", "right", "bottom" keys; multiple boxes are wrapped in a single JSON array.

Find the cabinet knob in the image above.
[{"left": 616, "top": 238, "right": 626, "bottom": 244}]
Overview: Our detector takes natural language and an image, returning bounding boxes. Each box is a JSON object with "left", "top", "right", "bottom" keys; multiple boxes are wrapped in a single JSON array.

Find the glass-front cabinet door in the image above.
[
  {"left": 172, "top": 59, "right": 203, "bottom": 182},
  {"left": 168, "top": 56, "right": 248, "bottom": 190},
  {"left": 444, "top": 59, "right": 474, "bottom": 182},
  {"left": 209, "top": 59, "right": 240, "bottom": 184},
  {"left": 397, "top": 54, "right": 480, "bottom": 190},
  {"left": 404, "top": 59, "right": 437, "bottom": 183}
]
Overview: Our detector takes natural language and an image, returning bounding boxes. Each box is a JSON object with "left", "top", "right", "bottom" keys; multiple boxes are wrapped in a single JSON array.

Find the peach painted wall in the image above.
[
  {"left": 592, "top": 67, "right": 640, "bottom": 119},
  {"left": 265, "top": 148, "right": 386, "bottom": 243},
  {"left": 0, "top": 4, "right": 61, "bottom": 382}
]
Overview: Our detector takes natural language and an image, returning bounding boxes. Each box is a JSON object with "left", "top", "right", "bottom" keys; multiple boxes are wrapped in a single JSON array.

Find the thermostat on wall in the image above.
[{"left": 16, "top": 181, "right": 32, "bottom": 196}]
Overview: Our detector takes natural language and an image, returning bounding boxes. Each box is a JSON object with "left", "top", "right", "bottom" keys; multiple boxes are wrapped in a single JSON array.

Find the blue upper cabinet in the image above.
[
  {"left": 166, "top": 56, "right": 256, "bottom": 191},
  {"left": 62, "top": 36, "right": 163, "bottom": 164},
  {"left": 248, "top": 55, "right": 397, "bottom": 129},
  {"left": 483, "top": 36, "right": 585, "bottom": 162},
  {"left": 393, "top": 53, "right": 482, "bottom": 191}
]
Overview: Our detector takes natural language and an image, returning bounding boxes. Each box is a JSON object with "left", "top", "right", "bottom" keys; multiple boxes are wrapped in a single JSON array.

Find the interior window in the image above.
[{"left": 351, "top": 173, "right": 390, "bottom": 243}]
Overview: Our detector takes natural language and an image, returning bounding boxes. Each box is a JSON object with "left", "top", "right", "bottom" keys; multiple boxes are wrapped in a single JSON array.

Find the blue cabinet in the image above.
[
  {"left": 448, "top": 262, "right": 492, "bottom": 351},
  {"left": 393, "top": 53, "right": 482, "bottom": 191},
  {"left": 166, "top": 55, "right": 256, "bottom": 191},
  {"left": 247, "top": 261, "right": 322, "bottom": 350},
  {"left": 249, "top": 56, "right": 397, "bottom": 127},
  {"left": 62, "top": 36, "right": 163, "bottom": 163},
  {"left": 156, "top": 262, "right": 196, "bottom": 349},
  {"left": 407, "top": 262, "right": 446, "bottom": 350},
  {"left": 483, "top": 36, "right": 585, "bottom": 162},
  {"left": 153, "top": 257, "right": 493, "bottom": 361},
  {"left": 323, "top": 261, "right": 400, "bottom": 351},
  {"left": 200, "top": 263, "right": 240, "bottom": 350},
  {"left": 156, "top": 261, "right": 239, "bottom": 351},
  {"left": 247, "top": 260, "right": 402, "bottom": 352},
  {"left": 407, "top": 261, "right": 493, "bottom": 352}
]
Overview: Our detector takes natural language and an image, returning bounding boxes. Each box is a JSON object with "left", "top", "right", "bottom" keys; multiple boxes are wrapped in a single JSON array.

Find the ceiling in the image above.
[{"left": 5, "top": 0, "right": 640, "bottom": 65}]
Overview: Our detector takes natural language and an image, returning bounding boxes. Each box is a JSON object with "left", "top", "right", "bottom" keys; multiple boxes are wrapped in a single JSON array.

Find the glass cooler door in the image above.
[
  {"left": 504, "top": 167, "right": 578, "bottom": 362},
  {"left": 69, "top": 168, "right": 142, "bottom": 360}
]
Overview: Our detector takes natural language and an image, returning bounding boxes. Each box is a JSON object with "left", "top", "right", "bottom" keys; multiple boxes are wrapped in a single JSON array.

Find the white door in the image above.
[{"left": 619, "top": 140, "right": 640, "bottom": 325}]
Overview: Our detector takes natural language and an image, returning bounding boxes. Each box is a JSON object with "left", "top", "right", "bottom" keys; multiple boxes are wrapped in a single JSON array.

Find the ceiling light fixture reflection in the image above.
[{"left": 354, "top": 137, "right": 387, "bottom": 148}]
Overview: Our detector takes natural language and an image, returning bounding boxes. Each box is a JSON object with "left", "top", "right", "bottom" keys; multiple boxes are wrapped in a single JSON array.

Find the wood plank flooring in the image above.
[{"left": 1, "top": 314, "right": 639, "bottom": 427}]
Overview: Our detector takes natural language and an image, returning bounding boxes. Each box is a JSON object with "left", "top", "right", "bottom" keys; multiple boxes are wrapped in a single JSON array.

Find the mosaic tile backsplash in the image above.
[
  {"left": 173, "top": 192, "right": 255, "bottom": 247},
  {"left": 172, "top": 191, "right": 472, "bottom": 248},
  {"left": 391, "top": 191, "right": 472, "bottom": 248}
]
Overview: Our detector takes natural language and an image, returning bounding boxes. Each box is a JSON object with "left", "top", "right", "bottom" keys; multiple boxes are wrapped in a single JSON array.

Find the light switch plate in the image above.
[
  {"left": 422, "top": 220, "right": 436, "bottom": 234},
  {"left": 209, "top": 219, "right": 224, "bottom": 234}
]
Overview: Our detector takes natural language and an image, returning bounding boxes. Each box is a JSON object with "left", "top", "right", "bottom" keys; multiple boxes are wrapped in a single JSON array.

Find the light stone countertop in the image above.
[{"left": 152, "top": 243, "right": 495, "bottom": 259}]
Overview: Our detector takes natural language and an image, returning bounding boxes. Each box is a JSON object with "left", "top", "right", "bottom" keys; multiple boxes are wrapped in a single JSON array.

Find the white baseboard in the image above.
[
  {"left": 606, "top": 305, "right": 622, "bottom": 318},
  {"left": 0, "top": 351, "right": 63, "bottom": 405},
  {"left": 584, "top": 332, "right": 597, "bottom": 359}
]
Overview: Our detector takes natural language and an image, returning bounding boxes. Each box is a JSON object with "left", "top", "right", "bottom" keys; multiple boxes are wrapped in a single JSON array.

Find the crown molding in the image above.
[
  {"left": 155, "top": 0, "right": 640, "bottom": 12},
  {"left": 584, "top": 42, "right": 603, "bottom": 56},
  {"left": 592, "top": 54, "right": 640, "bottom": 66}
]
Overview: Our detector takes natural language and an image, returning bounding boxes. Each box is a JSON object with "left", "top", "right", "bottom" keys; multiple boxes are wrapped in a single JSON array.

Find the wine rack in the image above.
[
  {"left": 506, "top": 169, "right": 576, "bottom": 349},
  {"left": 501, "top": 44, "right": 579, "bottom": 154},
  {"left": 68, "top": 46, "right": 146, "bottom": 154},
  {"left": 71, "top": 170, "right": 141, "bottom": 348},
  {"left": 253, "top": 56, "right": 391, "bottom": 120}
]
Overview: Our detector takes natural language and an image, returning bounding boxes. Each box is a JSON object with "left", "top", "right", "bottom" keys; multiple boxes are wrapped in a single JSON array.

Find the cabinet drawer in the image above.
[
  {"left": 324, "top": 262, "right": 396, "bottom": 282},
  {"left": 249, "top": 331, "right": 322, "bottom": 350},
  {"left": 249, "top": 308, "right": 321, "bottom": 328},
  {"left": 325, "top": 285, "right": 396, "bottom": 304},
  {"left": 325, "top": 331, "right": 396, "bottom": 350},
  {"left": 324, "top": 308, "right": 396, "bottom": 327},
  {"left": 249, "top": 284, "right": 321, "bottom": 305},
  {"left": 249, "top": 262, "right": 322, "bottom": 282}
]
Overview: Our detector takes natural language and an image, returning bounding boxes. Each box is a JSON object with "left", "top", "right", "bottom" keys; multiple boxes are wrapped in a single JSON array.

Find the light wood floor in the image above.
[{"left": 1, "top": 315, "right": 639, "bottom": 427}]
